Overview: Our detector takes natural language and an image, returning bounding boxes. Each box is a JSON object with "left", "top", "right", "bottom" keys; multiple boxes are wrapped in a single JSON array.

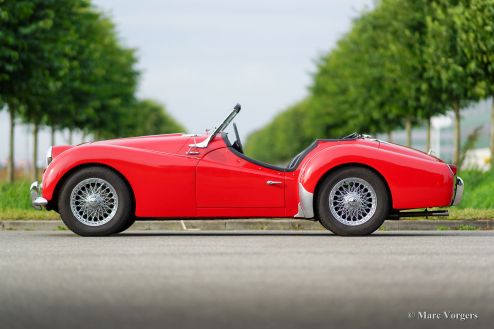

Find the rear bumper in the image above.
[
  {"left": 451, "top": 177, "right": 464, "bottom": 206},
  {"left": 30, "top": 181, "right": 48, "bottom": 210}
]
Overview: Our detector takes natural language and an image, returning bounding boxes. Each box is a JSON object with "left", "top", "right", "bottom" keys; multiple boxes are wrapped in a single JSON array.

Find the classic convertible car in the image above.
[{"left": 30, "top": 104, "right": 463, "bottom": 236}]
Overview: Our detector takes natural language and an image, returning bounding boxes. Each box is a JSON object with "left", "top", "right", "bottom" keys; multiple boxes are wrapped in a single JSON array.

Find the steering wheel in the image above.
[{"left": 232, "top": 122, "right": 243, "bottom": 153}]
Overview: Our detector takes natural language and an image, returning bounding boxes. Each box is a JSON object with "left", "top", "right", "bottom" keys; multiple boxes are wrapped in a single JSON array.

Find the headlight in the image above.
[{"left": 46, "top": 146, "right": 53, "bottom": 166}]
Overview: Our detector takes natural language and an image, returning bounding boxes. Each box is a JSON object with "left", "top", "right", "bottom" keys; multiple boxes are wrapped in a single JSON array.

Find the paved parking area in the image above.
[{"left": 0, "top": 231, "right": 493, "bottom": 329}]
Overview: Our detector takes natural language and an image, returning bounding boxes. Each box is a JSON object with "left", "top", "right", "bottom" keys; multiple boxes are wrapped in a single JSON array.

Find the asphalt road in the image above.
[{"left": 0, "top": 231, "right": 493, "bottom": 329}]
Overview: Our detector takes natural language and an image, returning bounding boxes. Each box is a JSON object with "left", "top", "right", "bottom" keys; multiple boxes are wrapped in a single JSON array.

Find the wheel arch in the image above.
[
  {"left": 312, "top": 163, "right": 392, "bottom": 220},
  {"left": 49, "top": 163, "right": 136, "bottom": 215}
]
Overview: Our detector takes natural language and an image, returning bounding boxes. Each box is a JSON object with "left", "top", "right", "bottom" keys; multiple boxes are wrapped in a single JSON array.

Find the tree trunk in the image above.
[
  {"left": 7, "top": 106, "right": 15, "bottom": 182},
  {"left": 490, "top": 97, "right": 494, "bottom": 170},
  {"left": 68, "top": 128, "right": 73, "bottom": 145},
  {"left": 387, "top": 131, "right": 393, "bottom": 143},
  {"left": 50, "top": 126, "right": 56, "bottom": 146},
  {"left": 453, "top": 102, "right": 461, "bottom": 166},
  {"left": 81, "top": 130, "right": 86, "bottom": 143},
  {"left": 405, "top": 118, "right": 412, "bottom": 147},
  {"left": 33, "top": 123, "right": 39, "bottom": 181},
  {"left": 426, "top": 116, "right": 431, "bottom": 152}
]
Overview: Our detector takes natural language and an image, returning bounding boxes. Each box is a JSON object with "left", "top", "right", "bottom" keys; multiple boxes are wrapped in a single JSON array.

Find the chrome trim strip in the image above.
[
  {"left": 34, "top": 197, "right": 48, "bottom": 208},
  {"left": 451, "top": 177, "right": 464, "bottom": 206},
  {"left": 294, "top": 183, "right": 314, "bottom": 218}
]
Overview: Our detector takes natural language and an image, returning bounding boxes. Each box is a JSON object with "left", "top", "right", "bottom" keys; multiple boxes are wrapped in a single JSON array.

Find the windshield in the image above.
[
  {"left": 193, "top": 104, "right": 241, "bottom": 147},
  {"left": 211, "top": 104, "right": 241, "bottom": 137}
]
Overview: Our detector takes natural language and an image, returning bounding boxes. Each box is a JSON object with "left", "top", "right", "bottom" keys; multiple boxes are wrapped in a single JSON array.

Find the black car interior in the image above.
[
  {"left": 223, "top": 126, "right": 360, "bottom": 172},
  {"left": 223, "top": 130, "right": 317, "bottom": 172}
]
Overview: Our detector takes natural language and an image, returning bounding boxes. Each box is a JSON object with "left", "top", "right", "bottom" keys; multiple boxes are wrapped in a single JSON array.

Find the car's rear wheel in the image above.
[
  {"left": 58, "top": 166, "right": 133, "bottom": 236},
  {"left": 317, "top": 166, "right": 390, "bottom": 236}
]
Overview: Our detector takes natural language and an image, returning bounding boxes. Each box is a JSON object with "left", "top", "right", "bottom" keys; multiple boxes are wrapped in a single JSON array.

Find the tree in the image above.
[
  {"left": 456, "top": 0, "right": 494, "bottom": 168},
  {"left": 312, "top": 0, "right": 449, "bottom": 149},
  {"left": 0, "top": 0, "right": 188, "bottom": 180},
  {"left": 311, "top": 2, "right": 414, "bottom": 143},
  {"left": 125, "top": 99, "right": 185, "bottom": 137},
  {"left": 245, "top": 99, "right": 313, "bottom": 163},
  {"left": 0, "top": 0, "right": 62, "bottom": 181},
  {"left": 70, "top": 16, "right": 139, "bottom": 140},
  {"left": 41, "top": 9, "right": 140, "bottom": 145},
  {"left": 0, "top": 0, "right": 97, "bottom": 180},
  {"left": 21, "top": 0, "right": 96, "bottom": 179},
  {"left": 424, "top": 0, "right": 483, "bottom": 165}
]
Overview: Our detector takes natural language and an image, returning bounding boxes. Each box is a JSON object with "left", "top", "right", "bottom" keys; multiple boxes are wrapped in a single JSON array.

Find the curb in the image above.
[{"left": 0, "top": 219, "right": 493, "bottom": 232}]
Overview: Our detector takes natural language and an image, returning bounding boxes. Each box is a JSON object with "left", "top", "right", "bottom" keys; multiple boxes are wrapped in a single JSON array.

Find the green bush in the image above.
[
  {"left": 458, "top": 170, "right": 494, "bottom": 209},
  {"left": 0, "top": 181, "right": 32, "bottom": 210},
  {"left": 0, "top": 181, "right": 59, "bottom": 220}
]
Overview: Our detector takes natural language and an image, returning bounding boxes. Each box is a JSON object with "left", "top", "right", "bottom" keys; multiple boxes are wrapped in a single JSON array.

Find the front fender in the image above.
[{"left": 42, "top": 144, "right": 198, "bottom": 217}]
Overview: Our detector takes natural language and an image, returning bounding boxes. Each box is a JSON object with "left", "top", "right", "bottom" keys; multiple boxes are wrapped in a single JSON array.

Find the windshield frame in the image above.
[{"left": 191, "top": 104, "right": 241, "bottom": 148}]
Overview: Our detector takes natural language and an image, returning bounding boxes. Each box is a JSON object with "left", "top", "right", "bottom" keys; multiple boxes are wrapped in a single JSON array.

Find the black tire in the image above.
[
  {"left": 58, "top": 166, "right": 133, "bottom": 236},
  {"left": 316, "top": 166, "right": 390, "bottom": 236},
  {"left": 117, "top": 216, "right": 136, "bottom": 233}
]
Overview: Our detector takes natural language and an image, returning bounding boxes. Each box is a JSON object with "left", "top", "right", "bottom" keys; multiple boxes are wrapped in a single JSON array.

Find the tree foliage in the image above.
[
  {"left": 245, "top": 99, "right": 314, "bottom": 163},
  {"left": 246, "top": 0, "right": 494, "bottom": 165},
  {"left": 0, "top": 0, "right": 184, "bottom": 180},
  {"left": 106, "top": 99, "right": 185, "bottom": 139}
]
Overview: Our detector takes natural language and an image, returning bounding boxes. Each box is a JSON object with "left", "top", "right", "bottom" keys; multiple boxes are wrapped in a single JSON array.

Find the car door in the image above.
[{"left": 196, "top": 147, "right": 285, "bottom": 209}]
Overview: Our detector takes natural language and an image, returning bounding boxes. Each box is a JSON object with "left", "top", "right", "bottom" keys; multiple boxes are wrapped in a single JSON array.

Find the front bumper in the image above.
[
  {"left": 451, "top": 177, "right": 464, "bottom": 206},
  {"left": 30, "top": 181, "right": 48, "bottom": 210}
]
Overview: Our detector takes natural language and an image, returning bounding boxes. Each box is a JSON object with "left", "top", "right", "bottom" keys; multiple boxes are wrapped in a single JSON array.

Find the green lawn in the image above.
[
  {"left": 0, "top": 209, "right": 60, "bottom": 220},
  {"left": 0, "top": 170, "right": 493, "bottom": 220},
  {"left": 429, "top": 208, "right": 494, "bottom": 220},
  {"left": 456, "top": 170, "right": 494, "bottom": 209}
]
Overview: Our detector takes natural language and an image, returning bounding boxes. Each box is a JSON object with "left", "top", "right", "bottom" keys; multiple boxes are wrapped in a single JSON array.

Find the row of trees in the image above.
[
  {"left": 0, "top": 0, "right": 184, "bottom": 182},
  {"left": 246, "top": 0, "right": 494, "bottom": 166}
]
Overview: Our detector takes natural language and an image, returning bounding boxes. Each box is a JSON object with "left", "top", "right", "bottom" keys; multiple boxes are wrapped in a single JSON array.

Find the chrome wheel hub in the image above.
[
  {"left": 70, "top": 178, "right": 118, "bottom": 226},
  {"left": 329, "top": 177, "right": 377, "bottom": 226}
]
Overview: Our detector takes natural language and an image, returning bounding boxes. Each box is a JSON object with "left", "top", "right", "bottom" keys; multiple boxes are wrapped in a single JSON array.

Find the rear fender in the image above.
[{"left": 296, "top": 144, "right": 454, "bottom": 218}]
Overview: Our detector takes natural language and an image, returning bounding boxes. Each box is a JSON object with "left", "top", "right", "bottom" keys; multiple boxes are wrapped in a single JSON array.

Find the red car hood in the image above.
[
  {"left": 91, "top": 133, "right": 194, "bottom": 154},
  {"left": 49, "top": 133, "right": 197, "bottom": 166}
]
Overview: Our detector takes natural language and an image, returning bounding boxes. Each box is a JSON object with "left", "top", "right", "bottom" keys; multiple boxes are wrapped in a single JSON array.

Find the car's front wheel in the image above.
[
  {"left": 317, "top": 166, "right": 390, "bottom": 236},
  {"left": 58, "top": 166, "right": 133, "bottom": 236}
]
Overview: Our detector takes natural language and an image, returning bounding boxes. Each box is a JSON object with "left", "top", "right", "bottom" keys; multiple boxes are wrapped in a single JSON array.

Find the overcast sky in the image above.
[{"left": 1, "top": 0, "right": 373, "bottom": 165}]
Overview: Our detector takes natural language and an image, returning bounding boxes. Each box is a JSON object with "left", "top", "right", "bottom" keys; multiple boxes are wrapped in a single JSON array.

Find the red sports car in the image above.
[{"left": 30, "top": 104, "right": 463, "bottom": 236}]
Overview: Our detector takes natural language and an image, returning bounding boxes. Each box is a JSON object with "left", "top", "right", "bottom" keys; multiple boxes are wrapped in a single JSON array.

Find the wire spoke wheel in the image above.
[
  {"left": 329, "top": 177, "right": 377, "bottom": 226},
  {"left": 70, "top": 178, "right": 118, "bottom": 227}
]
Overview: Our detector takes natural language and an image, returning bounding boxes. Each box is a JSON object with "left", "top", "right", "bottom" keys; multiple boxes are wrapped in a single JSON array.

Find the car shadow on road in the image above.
[
  {"left": 43, "top": 230, "right": 491, "bottom": 237},
  {"left": 111, "top": 231, "right": 487, "bottom": 237}
]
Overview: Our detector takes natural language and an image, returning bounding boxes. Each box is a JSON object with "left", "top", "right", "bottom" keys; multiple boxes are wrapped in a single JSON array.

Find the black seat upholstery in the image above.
[
  {"left": 287, "top": 151, "right": 304, "bottom": 170},
  {"left": 221, "top": 133, "right": 357, "bottom": 172},
  {"left": 285, "top": 141, "right": 318, "bottom": 171}
]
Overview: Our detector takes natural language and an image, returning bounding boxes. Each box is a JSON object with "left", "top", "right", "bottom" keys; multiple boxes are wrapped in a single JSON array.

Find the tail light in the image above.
[{"left": 448, "top": 164, "right": 457, "bottom": 176}]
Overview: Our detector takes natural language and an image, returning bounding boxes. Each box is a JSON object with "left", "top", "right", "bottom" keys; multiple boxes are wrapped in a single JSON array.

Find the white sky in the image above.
[{"left": 0, "top": 0, "right": 373, "bottom": 166}]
